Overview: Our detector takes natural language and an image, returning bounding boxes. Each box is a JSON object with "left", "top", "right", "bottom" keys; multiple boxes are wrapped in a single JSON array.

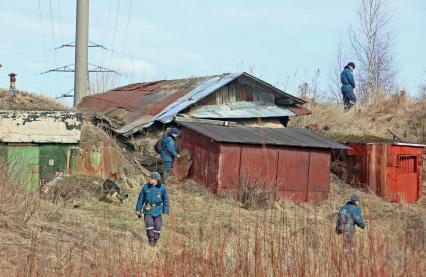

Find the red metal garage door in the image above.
[
  {"left": 397, "top": 155, "right": 419, "bottom": 203},
  {"left": 277, "top": 149, "right": 310, "bottom": 202}
]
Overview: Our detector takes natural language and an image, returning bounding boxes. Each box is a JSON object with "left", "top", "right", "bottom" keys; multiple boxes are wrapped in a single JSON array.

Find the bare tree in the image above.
[
  {"left": 89, "top": 72, "right": 122, "bottom": 95},
  {"left": 328, "top": 40, "right": 347, "bottom": 104},
  {"left": 298, "top": 69, "right": 321, "bottom": 102},
  {"left": 349, "top": 0, "right": 396, "bottom": 103}
]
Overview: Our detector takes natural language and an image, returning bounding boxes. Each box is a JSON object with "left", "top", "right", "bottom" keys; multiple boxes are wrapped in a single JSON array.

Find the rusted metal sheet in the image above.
[
  {"left": 0, "top": 110, "right": 81, "bottom": 143},
  {"left": 287, "top": 105, "right": 312, "bottom": 116},
  {"left": 341, "top": 142, "right": 424, "bottom": 203},
  {"left": 217, "top": 144, "right": 241, "bottom": 193},
  {"left": 181, "top": 125, "right": 333, "bottom": 203},
  {"left": 307, "top": 150, "right": 331, "bottom": 203},
  {"left": 68, "top": 139, "right": 119, "bottom": 179},
  {"left": 240, "top": 146, "right": 278, "bottom": 190},
  {"left": 172, "top": 149, "right": 192, "bottom": 181},
  {"left": 78, "top": 72, "right": 308, "bottom": 137},
  {"left": 277, "top": 149, "right": 310, "bottom": 202},
  {"left": 180, "top": 128, "right": 220, "bottom": 193}
]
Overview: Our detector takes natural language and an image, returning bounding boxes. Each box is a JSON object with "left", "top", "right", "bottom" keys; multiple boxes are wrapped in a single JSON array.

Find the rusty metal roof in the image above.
[
  {"left": 179, "top": 122, "right": 348, "bottom": 150},
  {"left": 78, "top": 72, "right": 308, "bottom": 137}
]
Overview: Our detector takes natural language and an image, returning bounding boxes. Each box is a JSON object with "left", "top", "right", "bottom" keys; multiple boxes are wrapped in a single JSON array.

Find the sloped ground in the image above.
[
  {"left": 289, "top": 96, "right": 426, "bottom": 144},
  {"left": 1, "top": 93, "right": 426, "bottom": 275},
  {"left": 1, "top": 164, "right": 425, "bottom": 275}
]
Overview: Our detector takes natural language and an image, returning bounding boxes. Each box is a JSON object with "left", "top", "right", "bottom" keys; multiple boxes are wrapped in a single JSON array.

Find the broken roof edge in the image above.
[
  {"left": 100, "top": 72, "right": 306, "bottom": 137},
  {"left": 115, "top": 73, "right": 242, "bottom": 136}
]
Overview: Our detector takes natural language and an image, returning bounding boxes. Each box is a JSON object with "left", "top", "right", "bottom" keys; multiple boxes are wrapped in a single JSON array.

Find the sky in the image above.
[{"left": 0, "top": 0, "right": 425, "bottom": 106}]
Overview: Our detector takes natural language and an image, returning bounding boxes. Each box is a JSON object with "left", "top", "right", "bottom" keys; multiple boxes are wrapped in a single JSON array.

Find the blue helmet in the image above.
[
  {"left": 149, "top": 172, "right": 161, "bottom": 180},
  {"left": 169, "top": 127, "right": 181, "bottom": 136},
  {"left": 351, "top": 194, "right": 360, "bottom": 202}
]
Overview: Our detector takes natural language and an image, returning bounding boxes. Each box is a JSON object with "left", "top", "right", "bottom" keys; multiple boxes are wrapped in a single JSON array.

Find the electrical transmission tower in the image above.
[{"left": 42, "top": 0, "right": 120, "bottom": 107}]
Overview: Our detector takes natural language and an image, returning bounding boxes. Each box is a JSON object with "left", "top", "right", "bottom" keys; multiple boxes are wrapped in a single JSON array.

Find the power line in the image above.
[
  {"left": 49, "top": 0, "right": 62, "bottom": 93},
  {"left": 38, "top": 0, "right": 50, "bottom": 95},
  {"left": 56, "top": 0, "right": 65, "bottom": 44},
  {"left": 101, "top": 0, "right": 114, "bottom": 68},
  {"left": 40, "top": 0, "right": 121, "bottom": 102},
  {"left": 109, "top": 0, "right": 122, "bottom": 67},
  {"left": 55, "top": 88, "right": 74, "bottom": 99},
  {"left": 118, "top": 0, "right": 133, "bottom": 72},
  {"left": 102, "top": 1, "right": 114, "bottom": 47}
]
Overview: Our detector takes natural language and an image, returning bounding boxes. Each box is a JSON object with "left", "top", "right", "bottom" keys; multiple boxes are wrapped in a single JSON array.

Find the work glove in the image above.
[{"left": 335, "top": 227, "right": 341, "bottom": 235}]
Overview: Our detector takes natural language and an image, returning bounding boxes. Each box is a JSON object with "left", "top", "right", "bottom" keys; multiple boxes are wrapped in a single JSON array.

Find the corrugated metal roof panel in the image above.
[
  {"left": 116, "top": 73, "right": 242, "bottom": 135},
  {"left": 288, "top": 105, "right": 312, "bottom": 116},
  {"left": 78, "top": 72, "right": 309, "bottom": 137},
  {"left": 179, "top": 122, "right": 348, "bottom": 150},
  {"left": 189, "top": 102, "right": 295, "bottom": 119}
]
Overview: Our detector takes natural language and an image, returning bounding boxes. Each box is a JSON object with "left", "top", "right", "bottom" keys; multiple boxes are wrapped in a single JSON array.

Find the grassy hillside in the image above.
[
  {"left": 289, "top": 95, "right": 426, "bottom": 144},
  {"left": 1, "top": 94, "right": 426, "bottom": 275}
]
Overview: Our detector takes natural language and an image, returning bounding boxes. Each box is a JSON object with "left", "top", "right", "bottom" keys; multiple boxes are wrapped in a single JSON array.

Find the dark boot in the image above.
[{"left": 161, "top": 171, "right": 169, "bottom": 183}]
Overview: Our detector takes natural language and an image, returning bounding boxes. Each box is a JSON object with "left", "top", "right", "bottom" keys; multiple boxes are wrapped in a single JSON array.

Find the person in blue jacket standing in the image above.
[
  {"left": 136, "top": 172, "right": 169, "bottom": 246},
  {"left": 336, "top": 194, "right": 365, "bottom": 252},
  {"left": 161, "top": 127, "right": 181, "bottom": 181},
  {"left": 341, "top": 62, "right": 356, "bottom": 111}
]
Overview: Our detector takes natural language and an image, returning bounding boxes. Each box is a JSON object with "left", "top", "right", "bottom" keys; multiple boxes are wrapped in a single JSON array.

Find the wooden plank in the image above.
[{"left": 229, "top": 84, "right": 236, "bottom": 102}]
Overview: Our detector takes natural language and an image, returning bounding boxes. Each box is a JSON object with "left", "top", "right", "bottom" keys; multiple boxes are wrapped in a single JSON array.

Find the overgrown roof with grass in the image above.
[{"left": 0, "top": 89, "right": 68, "bottom": 111}]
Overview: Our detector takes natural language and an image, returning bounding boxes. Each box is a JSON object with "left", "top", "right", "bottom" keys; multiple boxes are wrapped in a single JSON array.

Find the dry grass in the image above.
[
  {"left": 1, "top": 94, "right": 426, "bottom": 275},
  {"left": 228, "top": 175, "right": 277, "bottom": 209},
  {"left": 1, "top": 155, "right": 425, "bottom": 276},
  {"left": 290, "top": 95, "right": 426, "bottom": 143},
  {"left": 0, "top": 89, "right": 68, "bottom": 111}
]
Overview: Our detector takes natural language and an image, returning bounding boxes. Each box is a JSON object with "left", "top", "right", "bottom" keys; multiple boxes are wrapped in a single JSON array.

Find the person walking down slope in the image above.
[
  {"left": 335, "top": 194, "right": 365, "bottom": 252},
  {"left": 160, "top": 127, "right": 181, "bottom": 181},
  {"left": 341, "top": 62, "right": 356, "bottom": 111},
  {"left": 136, "top": 172, "right": 169, "bottom": 246}
]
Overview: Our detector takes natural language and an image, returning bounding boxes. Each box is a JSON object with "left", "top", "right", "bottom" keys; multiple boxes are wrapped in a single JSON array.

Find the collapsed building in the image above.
[{"left": 77, "top": 72, "right": 311, "bottom": 137}]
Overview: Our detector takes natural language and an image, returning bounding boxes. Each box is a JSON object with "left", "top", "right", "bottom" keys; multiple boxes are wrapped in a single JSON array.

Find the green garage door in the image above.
[
  {"left": 7, "top": 145, "right": 40, "bottom": 189},
  {"left": 39, "top": 144, "right": 71, "bottom": 183}
]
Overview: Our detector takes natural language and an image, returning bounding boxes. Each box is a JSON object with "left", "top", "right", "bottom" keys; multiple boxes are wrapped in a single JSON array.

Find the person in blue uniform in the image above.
[
  {"left": 336, "top": 194, "right": 366, "bottom": 252},
  {"left": 341, "top": 62, "right": 356, "bottom": 111},
  {"left": 161, "top": 127, "right": 181, "bottom": 180},
  {"left": 136, "top": 172, "right": 169, "bottom": 246}
]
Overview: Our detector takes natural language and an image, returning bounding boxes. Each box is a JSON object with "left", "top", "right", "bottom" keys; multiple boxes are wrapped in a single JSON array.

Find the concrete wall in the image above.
[{"left": 0, "top": 110, "right": 81, "bottom": 143}]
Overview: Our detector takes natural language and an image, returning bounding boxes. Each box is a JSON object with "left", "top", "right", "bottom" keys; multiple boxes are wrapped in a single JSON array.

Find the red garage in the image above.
[{"left": 178, "top": 122, "right": 347, "bottom": 203}]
